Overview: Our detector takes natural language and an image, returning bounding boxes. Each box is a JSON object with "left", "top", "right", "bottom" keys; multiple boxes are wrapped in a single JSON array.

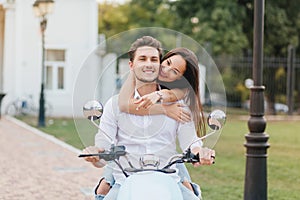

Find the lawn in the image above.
[
  {"left": 191, "top": 116, "right": 300, "bottom": 200},
  {"left": 17, "top": 115, "right": 300, "bottom": 200}
]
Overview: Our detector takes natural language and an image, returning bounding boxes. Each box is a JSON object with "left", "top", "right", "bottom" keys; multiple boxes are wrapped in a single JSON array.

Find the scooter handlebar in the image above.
[{"left": 78, "top": 145, "right": 127, "bottom": 161}]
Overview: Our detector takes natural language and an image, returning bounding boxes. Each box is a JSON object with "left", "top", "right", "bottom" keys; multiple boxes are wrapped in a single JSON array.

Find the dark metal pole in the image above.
[
  {"left": 0, "top": 93, "right": 6, "bottom": 119},
  {"left": 244, "top": 0, "right": 270, "bottom": 199},
  {"left": 287, "top": 45, "right": 295, "bottom": 115},
  {"left": 38, "top": 17, "right": 47, "bottom": 127}
]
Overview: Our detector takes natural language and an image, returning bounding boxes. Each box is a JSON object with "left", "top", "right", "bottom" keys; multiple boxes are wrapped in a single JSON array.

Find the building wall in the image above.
[
  {"left": 1, "top": 0, "right": 99, "bottom": 117},
  {"left": 0, "top": 5, "right": 4, "bottom": 91}
]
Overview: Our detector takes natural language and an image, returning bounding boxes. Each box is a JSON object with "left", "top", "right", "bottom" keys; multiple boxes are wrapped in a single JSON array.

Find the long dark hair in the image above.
[{"left": 158, "top": 47, "right": 206, "bottom": 137}]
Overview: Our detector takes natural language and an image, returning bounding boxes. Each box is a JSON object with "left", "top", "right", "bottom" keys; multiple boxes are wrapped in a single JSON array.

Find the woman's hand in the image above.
[
  {"left": 163, "top": 103, "right": 191, "bottom": 123},
  {"left": 134, "top": 92, "right": 161, "bottom": 110}
]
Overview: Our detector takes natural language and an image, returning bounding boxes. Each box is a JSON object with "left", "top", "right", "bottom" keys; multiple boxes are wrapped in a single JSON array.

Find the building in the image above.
[{"left": 0, "top": 0, "right": 100, "bottom": 117}]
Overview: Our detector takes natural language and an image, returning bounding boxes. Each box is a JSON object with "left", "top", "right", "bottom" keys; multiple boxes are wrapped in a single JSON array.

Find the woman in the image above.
[{"left": 95, "top": 47, "right": 206, "bottom": 199}]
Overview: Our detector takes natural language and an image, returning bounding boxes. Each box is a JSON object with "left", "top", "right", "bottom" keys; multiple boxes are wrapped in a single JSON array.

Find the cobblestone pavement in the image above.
[{"left": 0, "top": 117, "right": 102, "bottom": 200}]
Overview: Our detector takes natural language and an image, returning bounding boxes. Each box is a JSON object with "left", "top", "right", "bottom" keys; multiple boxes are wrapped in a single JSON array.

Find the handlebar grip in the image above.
[
  {"left": 78, "top": 152, "right": 114, "bottom": 161},
  {"left": 191, "top": 153, "right": 200, "bottom": 163},
  {"left": 78, "top": 147, "right": 127, "bottom": 161},
  {"left": 78, "top": 153, "right": 102, "bottom": 157}
]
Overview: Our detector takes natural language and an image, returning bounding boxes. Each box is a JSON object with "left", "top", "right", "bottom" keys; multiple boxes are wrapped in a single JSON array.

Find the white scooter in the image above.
[{"left": 79, "top": 100, "right": 226, "bottom": 200}]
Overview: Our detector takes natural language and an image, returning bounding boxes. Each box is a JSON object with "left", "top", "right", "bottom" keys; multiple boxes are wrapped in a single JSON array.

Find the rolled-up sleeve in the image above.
[
  {"left": 176, "top": 103, "right": 203, "bottom": 151},
  {"left": 95, "top": 96, "right": 118, "bottom": 150}
]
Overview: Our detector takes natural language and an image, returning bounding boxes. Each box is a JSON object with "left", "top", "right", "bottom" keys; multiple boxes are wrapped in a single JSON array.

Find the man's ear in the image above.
[{"left": 129, "top": 61, "right": 133, "bottom": 70}]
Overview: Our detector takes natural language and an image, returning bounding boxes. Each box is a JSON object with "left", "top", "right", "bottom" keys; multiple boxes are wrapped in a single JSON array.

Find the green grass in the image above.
[
  {"left": 193, "top": 116, "right": 300, "bottom": 200},
  {"left": 16, "top": 116, "right": 96, "bottom": 149},
  {"left": 17, "top": 115, "right": 300, "bottom": 200}
]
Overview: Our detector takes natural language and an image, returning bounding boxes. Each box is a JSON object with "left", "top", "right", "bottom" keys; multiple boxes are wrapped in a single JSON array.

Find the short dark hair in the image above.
[{"left": 128, "top": 36, "right": 162, "bottom": 61}]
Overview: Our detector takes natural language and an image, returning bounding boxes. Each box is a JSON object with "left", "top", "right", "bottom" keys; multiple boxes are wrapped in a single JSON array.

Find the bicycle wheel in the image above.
[{"left": 5, "top": 103, "right": 18, "bottom": 116}]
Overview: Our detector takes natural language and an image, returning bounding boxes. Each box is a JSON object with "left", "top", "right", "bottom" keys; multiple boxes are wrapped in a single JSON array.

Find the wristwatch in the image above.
[{"left": 156, "top": 91, "right": 163, "bottom": 102}]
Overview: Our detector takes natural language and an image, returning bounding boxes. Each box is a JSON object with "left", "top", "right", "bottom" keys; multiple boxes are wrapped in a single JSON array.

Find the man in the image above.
[{"left": 83, "top": 36, "right": 215, "bottom": 200}]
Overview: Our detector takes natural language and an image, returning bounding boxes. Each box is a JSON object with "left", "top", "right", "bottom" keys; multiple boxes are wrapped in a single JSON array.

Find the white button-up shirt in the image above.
[{"left": 95, "top": 93, "right": 202, "bottom": 185}]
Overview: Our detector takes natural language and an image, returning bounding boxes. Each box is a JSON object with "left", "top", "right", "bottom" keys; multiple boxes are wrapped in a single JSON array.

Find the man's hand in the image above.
[
  {"left": 192, "top": 147, "right": 215, "bottom": 167},
  {"left": 82, "top": 146, "right": 105, "bottom": 167}
]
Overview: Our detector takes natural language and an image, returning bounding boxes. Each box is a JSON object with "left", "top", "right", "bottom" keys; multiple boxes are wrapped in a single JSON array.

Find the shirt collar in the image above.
[
  {"left": 134, "top": 88, "right": 141, "bottom": 100},
  {"left": 134, "top": 84, "right": 161, "bottom": 100}
]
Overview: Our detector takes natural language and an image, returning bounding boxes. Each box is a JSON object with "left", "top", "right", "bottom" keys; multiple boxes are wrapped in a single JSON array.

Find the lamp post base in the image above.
[
  {"left": 38, "top": 83, "right": 45, "bottom": 127},
  {"left": 0, "top": 93, "right": 6, "bottom": 119}
]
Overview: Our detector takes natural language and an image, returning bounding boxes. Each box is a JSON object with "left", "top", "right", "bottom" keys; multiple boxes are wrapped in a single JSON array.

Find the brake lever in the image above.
[
  {"left": 78, "top": 151, "right": 118, "bottom": 161},
  {"left": 182, "top": 148, "right": 199, "bottom": 163}
]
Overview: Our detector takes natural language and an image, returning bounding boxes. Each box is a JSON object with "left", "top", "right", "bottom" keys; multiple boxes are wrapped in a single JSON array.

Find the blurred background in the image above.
[{"left": 1, "top": 0, "right": 299, "bottom": 118}]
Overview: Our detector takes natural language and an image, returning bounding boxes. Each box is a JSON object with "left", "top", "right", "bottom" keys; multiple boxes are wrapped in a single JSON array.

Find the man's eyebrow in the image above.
[{"left": 136, "top": 55, "right": 159, "bottom": 59}]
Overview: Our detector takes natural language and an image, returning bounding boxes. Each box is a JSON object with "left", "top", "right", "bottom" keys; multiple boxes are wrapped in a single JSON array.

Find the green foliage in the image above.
[
  {"left": 264, "top": 2, "right": 298, "bottom": 56},
  {"left": 128, "top": 0, "right": 175, "bottom": 28},
  {"left": 98, "top": 3, "right": 131, "bottom": 38},
  {"left": 221, "top": 64, "right": 250, "bottom": 106},
  {"left": 98, "top": 0, "right": 175, "bottom": 38},
  {"left": 96, "top": 1, "right": 300, "bottom": 109},
  {"left": 97, "top": 0, "right": 300, "bottom": 57},
  {"left": 167, "top": 0, "right": 249, "bottom": 55},
  {"left": 275, "top": 67, "right": 286, "bottom": 96}
]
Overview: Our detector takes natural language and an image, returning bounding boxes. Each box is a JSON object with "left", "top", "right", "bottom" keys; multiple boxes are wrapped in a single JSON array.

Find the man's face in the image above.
[{"left": 129, "top": 46, "right": 160, "bottom": 83}]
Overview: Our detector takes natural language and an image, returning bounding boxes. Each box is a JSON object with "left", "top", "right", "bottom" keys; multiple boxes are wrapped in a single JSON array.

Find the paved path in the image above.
[{"left": 0, "top": 116, "right": 102, "bottom": 200}]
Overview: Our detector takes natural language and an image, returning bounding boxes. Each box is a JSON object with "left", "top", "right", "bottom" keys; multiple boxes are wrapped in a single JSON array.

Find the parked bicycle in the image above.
[{"left": 5, "top": 95, "right": 53, "bottom": 117}]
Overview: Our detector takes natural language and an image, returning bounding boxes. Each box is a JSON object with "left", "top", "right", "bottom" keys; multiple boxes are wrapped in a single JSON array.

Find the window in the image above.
[{"left": 45, "top": 49, "right": 66, "bottom": 90}]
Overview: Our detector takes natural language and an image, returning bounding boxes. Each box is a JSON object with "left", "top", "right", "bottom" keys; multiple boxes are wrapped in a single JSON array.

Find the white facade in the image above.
[{"left": 0, "top": 0, "right": 99, "bottom": 117}]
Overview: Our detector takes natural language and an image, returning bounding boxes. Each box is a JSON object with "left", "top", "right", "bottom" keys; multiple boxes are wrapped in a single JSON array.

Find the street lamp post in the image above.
[
  {"left": 244, "top": 0, "right": 270, "bottom": 199},
  {"left": 33, "top": 0, "right": 54, "bottom": 127}
]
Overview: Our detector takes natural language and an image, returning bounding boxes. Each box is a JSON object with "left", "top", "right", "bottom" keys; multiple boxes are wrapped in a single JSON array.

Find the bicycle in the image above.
[{"left": 5, "top": 95, "right": 53, "bottom": 117}]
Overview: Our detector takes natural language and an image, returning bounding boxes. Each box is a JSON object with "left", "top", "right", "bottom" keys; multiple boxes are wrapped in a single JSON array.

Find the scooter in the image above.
[{"left": 79, "top": 100, "right": 226, "bottom": 200}]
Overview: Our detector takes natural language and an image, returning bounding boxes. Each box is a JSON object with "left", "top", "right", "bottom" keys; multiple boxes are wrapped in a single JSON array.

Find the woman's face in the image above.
[{"left": 158, "top": 54, "right": 186, "bottom": 82}]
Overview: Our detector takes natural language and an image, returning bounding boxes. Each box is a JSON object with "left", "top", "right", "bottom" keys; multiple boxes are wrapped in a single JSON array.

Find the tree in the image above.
[
  {"left": 98, "top": 3, "right": 131, "bottom": 38},
  {"left": 169, "top": 0, "right": 249, "bottom": 56},
  {"left": 98, "top": 0, "right": 175, "bottom": 38},
  {"left": 127, "top": 0, "right": 175, "bottom": 28},
  {"left": 96, "top": 0, "right": 300, "bottom": 111},
  {"left": 264, "top": 1, "right": 298, "bottom": 56},
  {"left": 98, "top": 0, "right": 300, "bottom": 57},
  {"left": 238, "top": 0, "right": 299, "bottom": 57}
]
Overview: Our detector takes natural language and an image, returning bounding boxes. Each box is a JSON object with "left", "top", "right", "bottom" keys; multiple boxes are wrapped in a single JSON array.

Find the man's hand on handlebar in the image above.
[
  {"left": 82, "top": 146, "right": 105, "bottom": 168},
  {"left": 191, "top": 147, "right": 215, "bottom": 167}
]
